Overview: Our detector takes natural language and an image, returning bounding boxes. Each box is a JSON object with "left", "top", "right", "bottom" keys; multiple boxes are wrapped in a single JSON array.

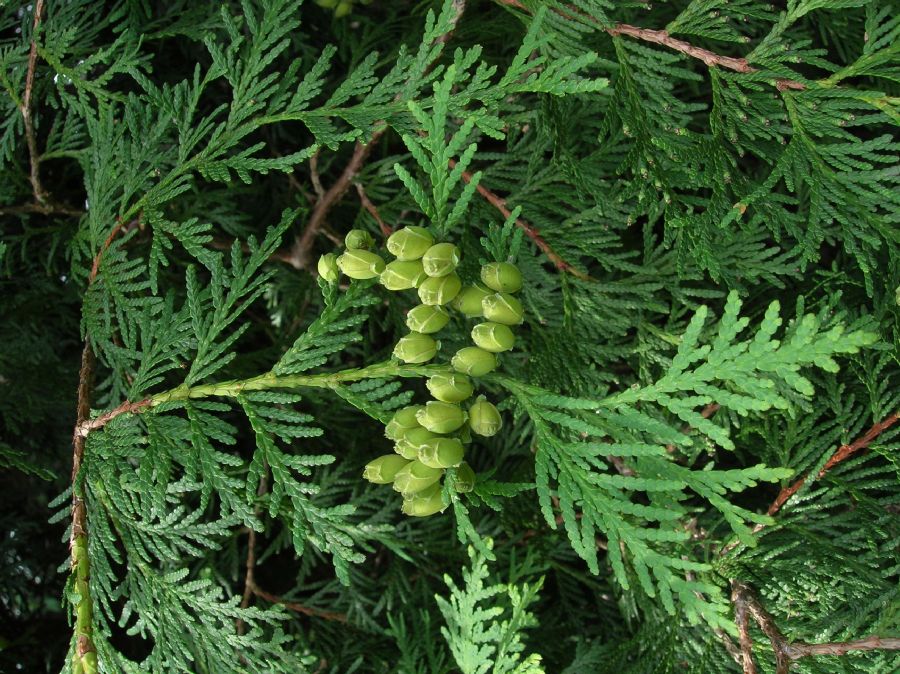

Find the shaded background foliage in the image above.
[{"left": 0, "top": 0, "right": 898, "bottom": 673}]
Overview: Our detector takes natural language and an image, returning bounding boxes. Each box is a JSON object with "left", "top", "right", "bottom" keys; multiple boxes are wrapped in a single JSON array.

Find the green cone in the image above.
[
  {"left": 363, "top": 454, "right": 410, "bottom": 484},
  {"left": 426, "top": 373, "right": 474, "bottom": 403},
  {"left": 471, "top": 322, "right": 516, "bottom": 353},
  {"left": 337, "top": 249, "right": 386, "bottom": 279},
  {"left": 406, "top": 304, "right": 450, "bottom": 334},
  {"left": 416, "top": 401, "right": 467, "bottom": 433},
  {"left": 481, "top": 261, "right": 522, "bottom": 293},
  {"left": 386, "top": 226, "right": 433, "bottom": 260},
  {"left": 392, "top": 460, "right": 443, "bottom": 495},
  {"left": 422, "top": 242, "right": 460, "bottom": 277},
  {"left": 418, "top": 272, "right": 461, "bottom": 306},
  {"left": 482, "top": 292, "right": 524, "bottom": 325},
  {"left": 451, "top": 346, "right": 497, "bottom": 377},
  {"left": 393, "top": 332, "right": 438, "bottom": 363},
  {"left": 418, "top": 436, "right": 465, "bottom": 469},
  {"left": 468, "top": 397, "right": 502, "bottom": 436}
]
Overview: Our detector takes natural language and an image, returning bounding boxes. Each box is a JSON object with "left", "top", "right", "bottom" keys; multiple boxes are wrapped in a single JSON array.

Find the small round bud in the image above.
[
  {"left": 337, "top": 250, "right": 386, "bottom": 279},
  {"left": 471, "top": 322, "right": 516, "bottom": 353},
  {"left": 418, "top": 273, "right": 461, "bottom": 306},
  {"left": 482, "top": 292, "right": 524, "bottom": 325},
  {"left": 385, "top": 405, "right": 425, "bottom": 441},
  {"left": 393, "top": 332, "right": 438, "bottom": 364},
  {"left": 451, "top": 347, "right": 497, "bottom": 377},
  {"left": 406, "top": 304, "right": 450, "bottom": 334},
  {"left": 416, "top": 401, "right": 467, "bottom": 434},
  {"left": 454, "top": 462, "right": 476, "bottom": 493},
  {"left": 481, "top": 261, "right": 523, "bottom": 293},
  {"left": 401, "top": 483, "right": 446, "bottom": 517},
  {"left": 426, "top": 373, "right": 474, "bottom": 403},
  {"left": 422, "top": 243, "right": 460, "bottom": 277},
  {"left": 395, "top": 426, "right": 437, "bottom": 459},
  {"left": 418, "top": 436, "right": 465, "bottom": 469},
  {"left": 344, "top": 229, "right": 375, "bottom": 250},
  {"left": 386, "top": 226, "right": 433, "bottom": 260},
  {"left": 380, "top": 259, "right": 426, "bottom": 291},
  {"left": 468, "top": 397, "right": 502, "bottom": 437},
  {"left": 317, "top": 253, "right": 340, "bottom": 283},
  {"left": 363, "top": 454, "right": 410, "bottom": 484},
  {"left": 392, "top": 460, "right": 443, "bottom": 495},
  {"left": 452, "top": 284, "right": 492, "bottom": 317}
]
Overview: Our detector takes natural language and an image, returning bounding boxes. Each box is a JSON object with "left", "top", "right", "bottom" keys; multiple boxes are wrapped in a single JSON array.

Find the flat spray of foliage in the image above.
[{"left": 0, "top": 1, "right": 898, "bottom": 673}]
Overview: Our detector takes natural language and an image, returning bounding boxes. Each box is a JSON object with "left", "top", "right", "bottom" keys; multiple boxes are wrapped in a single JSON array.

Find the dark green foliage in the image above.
[{"left": 1, "top": 1, "right": 898, "bottom": 673}]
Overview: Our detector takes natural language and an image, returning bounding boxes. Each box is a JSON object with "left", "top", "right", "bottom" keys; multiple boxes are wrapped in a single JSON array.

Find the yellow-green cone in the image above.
[
  {"left": 471, "top": 322, "right": 516, "bottom": 353},
  {"left": 337, "top": 249, "right": 386, "bottom": 279},
  {"left": 468, "top": 397, "right": 502, "bottom": 437},
  {"left": 393, "top": 332, "right": 438, "bottom": 363},
  {"left": 401, "top": 483, "right": 446, "bottom": 517},
  {"left": 453, "top": 284, "right": 492, "bottom": 317},
  {"left": 422, "top": 242, "right": 460, "bottom": 277},
  {"left": 418, "top": 436, "right": 465, "bottom": 469},
  {"left": 451, "top": 346, "right": 497, "bottom": 377},
  {"left": 392, "top": 460, "right": 443, "bottom": 495},
  {"left": 395, "top": 427, "right": 437, "bottom": 459},
  {"left": 386, "top": 226, "right": 433, "bottom": 260},
  {"left": 385, "top": 405, "right": 425, "bottom": 440},
  {"left": 317, "top": 253, "right": 340, "bottom": 283},
  {"left": 426, "top": 373, "right": 474, "bottom": 403},
  {"left": 481, "top": 261, "right": 522, "bottom": 293},
  {"left": 454, "top": 462, "right": 476, "bottom": 492},
  {"left": 380, "top": 259, "right": 427, "bottom": 290},
  {"left": 406, "top": 304, "right": 450, "bottom": 334},
  {"left": 363, "top": 454, "right": 410, "bottom": 484},
  {"left": 418, "top": 272, "right": 461, "bottom": 306},
  {"left": 416, "top": 401, "right": 467, "bottom": 433},
  {"left": 482, "top": 292, "right": 524, "bottom": 325},
  {"left": 345, "top": 229, "right": 375, "bottom": 250}
]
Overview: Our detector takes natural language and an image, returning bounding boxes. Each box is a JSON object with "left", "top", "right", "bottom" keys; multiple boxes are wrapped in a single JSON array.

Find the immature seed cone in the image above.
[
  {"left": 451, "top": 346, "right": 497, "bottom": 377},
  {"left": 317, "top": 253, "right": 340, "bottom": 283},
  {"left": 385, "top": 405, "right": 425, "bottom": 441},
  {"left": 422, "top": 242, "right": 460, "bottom": 277},
  {"left": 363, "top": 454, "right": 410, "bottom": 484},
  {"left": 481, "top": 261, "right": 523, "bottom": 293},
  {"left": 471, "top": 322, "right": 516, "bottom": 353},
  {"left": 401, "top": 483, "right": 446, "bottom": 517},
  {"left": 416, "top": 401, "right": 467, "bottom": 434},
  {"left": 454, "top": 461, "right": 476, "bottom": 492},
  {"left": 418, "top": 273, "right": 461, "bottom": 306},
  {"left": 406, "top": 304, "right": 450, "bottom": 334},
  {"left": 380, "top": 259, "right": 426, "bottom": 290},
  {"left": 452, "top": 284, "right": 492, "bottom": 317},
  {"left": 337, "top": 249, "right": 386, "bottom": 279},
  {"left": 468, "top": 397, "right": 502, "bottom": 437},
  {"left": 392, "top": 460, "right": 443, "bottom": 495},
  {"left": 344, "top": 228, "right": 375, "bottom": 250},
  {"left": 418, "top": 436, "right": 465, "bottom": 469},
  {"left": 393, "top": 332, "right": 438, "bottom": 363},
  {"left": 482, "top": 292, "right": 524, "bottom": 325},
  {"left": 386, "top": 226, "right": 433, "bottom": 260},
  {"left": 426, "top": 373, "right": 474, "bottom": 403},
  {"left": 395, "top": 426, "right": 437, "bottom": 459}
]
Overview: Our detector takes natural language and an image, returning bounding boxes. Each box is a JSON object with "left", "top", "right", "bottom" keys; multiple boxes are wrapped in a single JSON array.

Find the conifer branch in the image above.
[
  {"left": 731, "top": 581, "right": 900, "bottom": 674},
  {"left": 448, "top": 158, "right": 590, "bottom": 280},
  {"left": 496, "top": 1, "right": 806, "bottom": 91},
  {"left": 766, "top": 411, "right": 899, "bottom": 517},
  {"left": 286, "top": 0, "right": 467, "bottom": 270},
  {"left": 74, "top": 361, "right": 452, "bottom": 436},
  {"left": 67, "top": 212, "right": 144, "bottom": 670}
]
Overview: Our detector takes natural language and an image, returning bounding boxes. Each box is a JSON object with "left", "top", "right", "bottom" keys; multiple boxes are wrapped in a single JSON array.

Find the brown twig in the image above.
[
  {"left": 22, "top": 0, "right": 48, "bottom": 206},
  {"left": 249, "top": 585, "right": 347, "bottom": 623},
  {"left": 731, "top": 581, "right": 900, "bottom": 674},
  {"left": 354, "top": 182, "right": 392, "bottom": 236},
  {"left": 75, "top": 398, "right": 152, "bottom": 437},
  {"left": 448, "top": 158, "right": 590, "bottom": 280},
  {"left": 0, "top": 201, "right": 84, "bottom": 217},
  {"left": 766, "top": 411, "right": 898, "bottom": 517},
  {"left": 309, "top": 149, "right": 326, "bottom": 202},
  {"left": 287, "top": 138, "right": 381, "bottom": 270},
  {"left": 496, "top": 2, "right": 806, "bottom": 91}
]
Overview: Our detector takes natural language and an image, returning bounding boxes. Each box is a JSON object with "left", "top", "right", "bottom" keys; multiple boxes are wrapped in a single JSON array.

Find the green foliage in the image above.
[
  {"left": 436, "top": 543, "right": 545, "bottom": 674},
  {"left": 1, "top": 0, "right": 898, "bottom": 673}
]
